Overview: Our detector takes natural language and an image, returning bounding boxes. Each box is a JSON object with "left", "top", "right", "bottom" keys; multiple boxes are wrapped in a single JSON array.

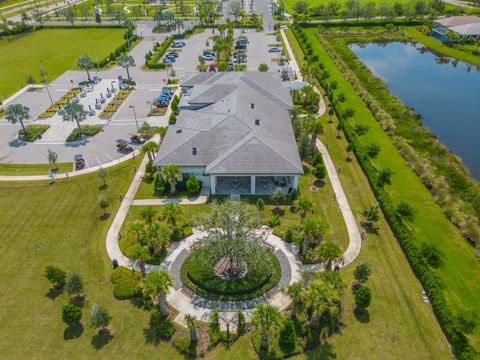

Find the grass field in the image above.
[
  {"left": 0, "top": 28, "right": 125, "bottom": 100},
  {"left": 281, "top": 0, "right": 412, "bottom": 12},
  {"left": 284, "top": 27, "right": 454, "bottom": 359},
  {"left": 0, "top": 162, "right": 72, "bottom": 175},
  {"left": 289, "top": 26, "right": 480, "bottom": 353}
]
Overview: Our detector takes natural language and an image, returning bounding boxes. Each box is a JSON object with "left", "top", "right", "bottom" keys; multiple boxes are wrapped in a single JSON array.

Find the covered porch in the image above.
[{"left": 210, "top": 174, "right": 299, "bottom": 195}]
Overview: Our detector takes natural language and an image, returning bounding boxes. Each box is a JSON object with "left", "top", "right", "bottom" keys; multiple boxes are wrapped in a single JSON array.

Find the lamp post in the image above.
[
  {"left": 40, "top": 61, "right": 54, "bottom": 105},
  {"left": 129, "top": 105, "right": 140, "bottom": 132}
]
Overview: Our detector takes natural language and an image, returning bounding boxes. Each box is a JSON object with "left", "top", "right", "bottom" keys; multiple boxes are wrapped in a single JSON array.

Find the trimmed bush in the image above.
[
  {"left": 149, "top": 309, "right": 175, "bottom": 339},
  {"left": 186, "top": 175, "right": 201, "bottom": 195},
  {"left": 66, "top": 125, "right": 102, "bottom": 142},
  {"left": 111, "top": 267, "right": 142, "bottom": 299},
  {"left": 18, "top": 125, "right": 50, "bottom": 142}
]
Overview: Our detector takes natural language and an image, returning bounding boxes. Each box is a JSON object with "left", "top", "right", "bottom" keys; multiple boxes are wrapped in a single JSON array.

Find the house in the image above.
[
  {"left": 432, "top": 16, "right": 480, "bottom": 39},
  {"left": 449, "top": 23, "right": 480, "bottom": 39},
  {"left": 153, "top": 72, "right": 303, "bottom": 195}
]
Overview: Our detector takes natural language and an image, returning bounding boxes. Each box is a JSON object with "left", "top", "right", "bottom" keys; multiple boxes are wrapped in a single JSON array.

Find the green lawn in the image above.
[
  {"left": 0, "top": 162, "right": 72, "bottom": 175},
  {"left": 293, "top": 26, "right": 480, "bottom": 353},
  {"left": 0, "top": 28, "right": 125, "bottom": 99},
  {"left": 281, "top": 0, "right": 412, "bottom": 12},
  {"left": 284, "top": 27, "right": 453, "bottom": 359}
]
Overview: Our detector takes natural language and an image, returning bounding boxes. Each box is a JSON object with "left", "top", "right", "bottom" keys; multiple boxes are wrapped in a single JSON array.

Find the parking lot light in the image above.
[{"left": 129, "top": 105, "right": 139, "bottom": 132}]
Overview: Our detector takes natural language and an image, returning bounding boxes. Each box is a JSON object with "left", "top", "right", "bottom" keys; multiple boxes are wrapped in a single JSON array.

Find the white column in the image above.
[
  {"left": 292, "top": 175, "right": 299, "bottom": 189},
  {"left": 250, "top": 175, "right": 255, "bottom": 195},
  {"left": 210, "top": 175, "right": 216, "bottom": 195}
]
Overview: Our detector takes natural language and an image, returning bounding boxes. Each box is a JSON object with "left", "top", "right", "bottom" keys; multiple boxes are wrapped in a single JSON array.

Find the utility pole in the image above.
[{"left": 40, "top": 61, "right": 54, "bottom": 105}]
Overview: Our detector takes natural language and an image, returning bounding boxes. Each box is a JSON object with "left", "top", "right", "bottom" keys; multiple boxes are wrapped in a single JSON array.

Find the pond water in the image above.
[{"left": 349, "top": 42, "right": 480, "bottom": 180}]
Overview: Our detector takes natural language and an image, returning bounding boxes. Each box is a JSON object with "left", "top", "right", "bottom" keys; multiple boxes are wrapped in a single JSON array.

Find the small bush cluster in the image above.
[
  {"left": 18, "top": 124, "right": 50, "bottom": 142},
  {"left": 111, "top": 267, "right": 143, "bottom": 299},
  {"left": 66, "top": 125, "right": 103, "bottom": 142},
  {"left": 145, "top": 36, "right": 173, "bottom": 69}
]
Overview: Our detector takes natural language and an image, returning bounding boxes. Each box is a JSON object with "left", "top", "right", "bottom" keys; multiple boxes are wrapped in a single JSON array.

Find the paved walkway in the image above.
[{"left": 132, "top": 186, "right": 210, "bottom": 206}]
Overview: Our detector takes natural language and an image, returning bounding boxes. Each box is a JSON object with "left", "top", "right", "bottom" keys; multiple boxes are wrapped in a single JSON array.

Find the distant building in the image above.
[
  {"left": 154, "top": 72, "right": 303, "bottom": 196},
  {"left": 432, "top": 16, "right": 480, "bottom": 40}
]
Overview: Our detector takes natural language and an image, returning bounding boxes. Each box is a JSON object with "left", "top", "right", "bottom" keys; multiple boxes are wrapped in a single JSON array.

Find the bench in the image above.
[
  {"left": 265, "top": 286, "right": 280, "bottom": 299},
  {"left": 181, "top": 285, "right": 195, "bottom": 299}
]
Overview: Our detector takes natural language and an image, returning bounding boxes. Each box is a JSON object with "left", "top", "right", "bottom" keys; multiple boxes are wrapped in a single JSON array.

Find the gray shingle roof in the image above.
[{"left": 154, "top": 72, "right": 303, "bottom": 175}]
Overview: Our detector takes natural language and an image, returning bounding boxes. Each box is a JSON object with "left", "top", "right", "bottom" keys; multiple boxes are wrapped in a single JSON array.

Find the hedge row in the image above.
[
  {"left": 145, "top": 36, "right": 173, "bottom": 69},
  {"left": 292, "top": 25, "right": 474, "bottom": 359}
]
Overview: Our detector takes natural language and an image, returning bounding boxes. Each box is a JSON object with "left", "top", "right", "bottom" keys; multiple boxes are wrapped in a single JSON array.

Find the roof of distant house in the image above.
[
  {"left": 153, "top": 72, "right": 303, "bottom": 175},
  {"left": 450, "top": 22, "right": 480, "bottom": 36},
  {"left": 434, "top": 15, "right": 480, "bottom": 27}
]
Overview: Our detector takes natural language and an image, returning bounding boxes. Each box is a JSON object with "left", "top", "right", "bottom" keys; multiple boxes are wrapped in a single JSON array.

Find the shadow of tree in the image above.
[
  {"left": 305, "top": 342, "right": 337, "bottom": 359},
  {"left": 69, "top": 295, "right": 86, "bottom": 308},
  {"left": 354, "top": 308, "right": 370, "bottom": 324},
  {"left": 45, "top": 287, "right": 63, "bottom": 300},
  {"left": 91, "top": 330, "right": 114, "bottom": 349},
  {"left": 64, "top": 323, "right": 84, "bottom": 340},
  {"left": 100, "top": 213, "right": 111, "bottom": 221}
]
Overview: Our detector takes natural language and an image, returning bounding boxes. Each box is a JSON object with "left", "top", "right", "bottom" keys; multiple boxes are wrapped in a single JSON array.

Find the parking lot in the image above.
[{"left": 0, "top": 12, "right": 287, "bottom": 169}]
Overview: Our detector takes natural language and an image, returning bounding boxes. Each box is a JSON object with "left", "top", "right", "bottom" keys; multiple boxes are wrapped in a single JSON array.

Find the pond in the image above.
[{"left": 349, "top": 41, "right": 480, "bottom": 180}]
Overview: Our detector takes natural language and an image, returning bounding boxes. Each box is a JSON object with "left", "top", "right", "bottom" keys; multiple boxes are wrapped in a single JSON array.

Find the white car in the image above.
[
  {"left": 203, "top": 54, "right": 215, "bottom": 61},
  {"left": 268, "top": 47, "right": 282, "bottom": 53}
]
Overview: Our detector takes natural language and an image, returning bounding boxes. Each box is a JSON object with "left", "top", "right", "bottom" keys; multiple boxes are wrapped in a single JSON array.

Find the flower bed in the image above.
[
  {"left": 99, "top": 88, "right": 133, "bottom": 119},
  {"left": 18, "top": 124, "right": 50, "bottom": 142},
  {"left": 38, "top": 88, "right": 81, "bottom": 118}
]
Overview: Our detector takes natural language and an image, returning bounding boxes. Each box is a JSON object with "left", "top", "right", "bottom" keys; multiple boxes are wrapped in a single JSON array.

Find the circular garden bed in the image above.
[{"left": 180, "top": 245, "right": 281, "bottom": 301}]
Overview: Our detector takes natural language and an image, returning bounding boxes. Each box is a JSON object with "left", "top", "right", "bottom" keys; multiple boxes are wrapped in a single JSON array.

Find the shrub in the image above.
[
  {"left": 18, "top": 124, "right": 50, "bottom": 142},
  {"left": 258, "top": 63, "right": 269, "bottom": 71},
  {"left": 186, "top": 175, "right": 201, "bottom": 194},
  {"left": 111, "top": 267, "right": 142, "bottom": 299},
  {"left": 154, "top": 173, "right": 171, "bottom": 194},
  {"left": 289, "top": 188, "right": 298, "bottom": 201},
  {"left": 65, "top": 271, "right": 83, "bottom": 296},
  {"left": 44, "top": 265, "right": 66, "bottom": 287},
  {"left": 354, "top": 286, "right": 372, "bottom": 310},
  {"left": 62, "top": 304, "right": 82, "bottom": 326},
  {"left": 66, "top": 125, "right": 102, "bottom": 142},
  {"left": 256, "top": 198, "right": 265, "bottom": 211},
  {"left": 353, "top": 262, "right": 372, "bottom": 283},
  {"left": 149, "top": 309, "right": 175, "bottom": 339},
  {"left": 313, "top": 163, "right": 327, "bottom": 180},
  {"left": 173, "top": 336, "right": 195, "bottom": 356},
  {"left": 279, "top": 318, "right": 297, "bottom": 355},
  {"left": 169, "top": 113, "right": 177, "bottom": 125},
  {"left": 268, "top": 214, "right": 281, "bottom": 228}
]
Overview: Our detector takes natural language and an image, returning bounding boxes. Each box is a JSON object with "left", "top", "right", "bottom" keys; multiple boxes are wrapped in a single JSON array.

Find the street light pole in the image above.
[
  {"left": 129, "top": 105, "right": 139, "bottom": 132},
  {"left": 40, "top": 61, "right": 54, "bottom": 105}
]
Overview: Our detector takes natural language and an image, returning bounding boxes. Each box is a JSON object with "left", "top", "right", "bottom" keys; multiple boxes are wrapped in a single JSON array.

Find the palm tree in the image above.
[
  {"left": 128, "top": 220, "right": 146, "bottom": 244},
  {"left": 139, "top": 206, "right": 157, "bottom": 225},
  {"left": 144, "top": 223, "right": 171, "bottom": 256},
  {"left": 160, "top": 164, "right": 181, "bottom": 194},
  {"left": 161, "top": 203, "right": 182, "bottom": 227},
  {"left": 143, "top": 269, "right": 172, "bottom": 317},
  {"left": 77, "top": 55, "right": 93, "bottom": 82},
  {"left": 5, "top": 103, "right": 30, "bottom": 136},
  {"left": 296, "top": 196, "right": 313, "bottom": 217},
  {"left": 310, "top": 120, "right": 324, "bottom": 151},
  {"left": 282, "top": 282, "right": 302, "bottom": 317},
  {"left": 141, "top": 141, "right": 159, "bottom": 162},
  {"left": 301, "top": 218, "right": 321, "bottom": 254},
  {"left": 59, "top": 99, "right": 87, "bottom": 131},
  {"left": 185, "top": 314, "right": 197, "bottom": 342},
  {"left": 302, "top": 279, "right": 340, "bottom": 331},
  {"left": 315, "top": 241, "right": 342, "bottom": 270},
  {"left": 131, "top": 244, "right": 149, "bottom": 277},
  {"left": 251, "top": 303, "right": 282, "bottom": 350},
  {"left": 117, "top": 54, "right": 136, "bottom": 81}
]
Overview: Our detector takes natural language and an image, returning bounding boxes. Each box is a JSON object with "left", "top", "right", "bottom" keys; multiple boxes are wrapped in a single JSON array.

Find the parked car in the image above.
[
  {"left": 74, "top": 155, "right": 85, "bottom": 171},
  {"left": 203, "top": 54, "right": 215, "bottom": 61},
  {"left": 166, "top": 51, "right": 179, "bottom": 58},
  {"left": 172, "top": 40, "right": 186, "bottom": 48},
  {"left": 162, "top": 58, "right": 172, "bottom": 64},
  {"left": 116, "top": 143, "right": 133, "bottom": 153},
  {"left": 268, "top": 47, "right": 282, "bottom": 52},
  {"left": 203, "top": 50, "right": 215, "bottom": 57},
  {"left": 209, "top": 63, "right": 217, "bottom": 72},
  {"left": 130, "top": 134, "right": 146, "bottom": 144},
  {"left": 235, "top": 43, "right": 247, "bottom": 49}
]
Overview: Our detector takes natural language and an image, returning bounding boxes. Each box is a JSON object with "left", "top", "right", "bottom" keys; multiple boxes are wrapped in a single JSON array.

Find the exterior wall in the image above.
[
  {"left": 209, "top": 173, "right": 300, "bottom": 195},
  {"left": 180, "top": 167, "right": 209, "bottom": 184}
]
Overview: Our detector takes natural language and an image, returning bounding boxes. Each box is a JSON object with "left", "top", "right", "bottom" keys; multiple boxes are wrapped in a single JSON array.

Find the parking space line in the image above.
[
  {"left": 105, "top": 153, "right": 114, "bottom": 161},
  {"left": 95, "top": 155, "right": 102, "bottom": 166}
]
